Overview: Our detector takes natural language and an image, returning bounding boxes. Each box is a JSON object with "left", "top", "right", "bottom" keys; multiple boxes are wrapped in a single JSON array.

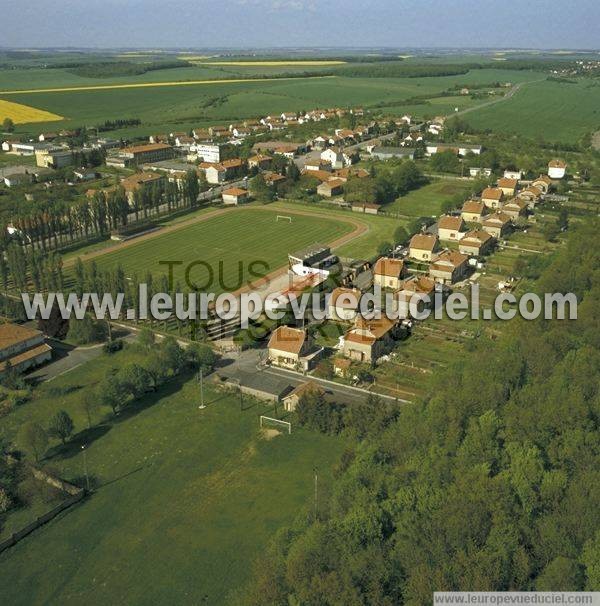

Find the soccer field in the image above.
[
  {"left": 81, "top": 208, "right": 356, "bottom": 292},
  {"left": 0, "top": 348, "right": 346, "bottom": 605}
]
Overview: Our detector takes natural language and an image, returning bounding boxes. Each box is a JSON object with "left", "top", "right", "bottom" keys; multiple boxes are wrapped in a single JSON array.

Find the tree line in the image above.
[{"left": 239, "top": 218, "right": 600, "bottom": 603}]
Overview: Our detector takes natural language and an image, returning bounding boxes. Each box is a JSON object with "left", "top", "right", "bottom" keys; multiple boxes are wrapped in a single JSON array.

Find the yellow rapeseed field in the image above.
[
  {"left": 0, "top": 99, "right": 63, "bottom": 124},
  {"left": 0, "top": 75, "right": 334, "bottom": 95}
]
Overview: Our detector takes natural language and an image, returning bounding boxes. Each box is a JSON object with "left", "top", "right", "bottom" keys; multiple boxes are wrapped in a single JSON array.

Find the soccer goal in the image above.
[
  {"left": 260, "top": 415, "right": 292, "bottom": 434},
  {"left": 276, "top": 215, "right": 292, "bottom": 223}
]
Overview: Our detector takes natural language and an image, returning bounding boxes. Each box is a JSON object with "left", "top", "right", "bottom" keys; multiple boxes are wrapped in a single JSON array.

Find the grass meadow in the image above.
[
  {"left": 0, "top": 347, "right": 346, "bottom": 605},
  {"left": 385, "top": 179, "right": 474, "bottom": 216}
]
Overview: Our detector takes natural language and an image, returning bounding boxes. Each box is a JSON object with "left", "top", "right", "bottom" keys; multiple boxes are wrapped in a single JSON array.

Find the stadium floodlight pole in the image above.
[
  {"left": 82, "top": 445, "right": 90, "bottom": 492},
  {"left": 313, "top": 467, "right": 318, "bottom": 522},
  {"left": 198, "top": 369, "right": 206, "bottom": 409}
]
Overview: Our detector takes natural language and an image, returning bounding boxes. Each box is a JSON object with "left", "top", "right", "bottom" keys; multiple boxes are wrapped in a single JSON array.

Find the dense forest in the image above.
[{"left": 241, "top": 219, "right": 600, "bottom": 604}]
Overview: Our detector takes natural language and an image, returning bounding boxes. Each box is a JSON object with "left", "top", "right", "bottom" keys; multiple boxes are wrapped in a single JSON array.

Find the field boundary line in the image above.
[{"left": 0, "top": 75, "right": 336, "bottom": 95}]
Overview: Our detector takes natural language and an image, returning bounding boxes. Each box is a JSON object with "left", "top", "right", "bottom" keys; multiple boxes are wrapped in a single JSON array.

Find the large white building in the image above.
[
  {"left": 192, "top": 143, "right": 221, "bottom": 164},
  {"left": 548, "top": 159, "right": 567, "bottom": 180}
]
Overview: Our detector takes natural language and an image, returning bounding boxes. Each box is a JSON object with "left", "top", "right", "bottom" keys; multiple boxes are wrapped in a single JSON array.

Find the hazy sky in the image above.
[{"left": 3, "top": 0, "right": 599, "bottom": 49}]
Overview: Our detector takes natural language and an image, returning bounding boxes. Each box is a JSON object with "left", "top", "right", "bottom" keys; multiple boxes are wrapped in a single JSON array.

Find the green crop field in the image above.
[
  {"left": 385, "top": 179, "right": 474, "bottom": 216},
  {"left": 0, "top": 348, "right": 346, "bottom": 605},
  {"left": 77, "top": 208, "right": 355, "bottom": 291},
  {"left": 1, "top": 68, "right": 543, "bottom": 137},
  {"left": 464, "top": 78, "right": 600, "bottom": 142}
]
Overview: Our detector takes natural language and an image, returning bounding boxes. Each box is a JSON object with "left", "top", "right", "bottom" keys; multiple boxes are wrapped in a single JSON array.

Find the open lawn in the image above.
[
  {"left": 385, "top": 179, "right": 474, "bottom": 216},
  {"left": 0, "top": 348, "right": 346, "bottom": 605},
  {"left": 464, "top": 78, "right": 600, "bottom": 142},
  {"left": 75, "top": 207, "right": 355, "bottom": 292}
]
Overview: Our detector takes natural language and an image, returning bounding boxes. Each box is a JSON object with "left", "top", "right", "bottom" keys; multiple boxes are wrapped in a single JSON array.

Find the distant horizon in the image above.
[
  {"left": 2, "top": 0, "right": 597, "bottom": 49},
  {"left": 1, "top": 46, "right": 600, "bottom": 53}
]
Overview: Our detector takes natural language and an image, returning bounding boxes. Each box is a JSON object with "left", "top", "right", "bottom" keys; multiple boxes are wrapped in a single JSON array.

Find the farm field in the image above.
[
  {"left": 1, "top": 68, "right": 542, "bottom": 135},
  {"left": 464, "top": 78, "right": 600, "bottom": 142},
  {"left": 74, "top": 208, "right": 356, "bottom": 291},
  {"left": 385, "top": 179, "right": 474, "bottom": 216},
  {"left": 0, "top": 348, "right": 346, "bottom": 605},
  {"left": 0, "top": 99, "right": 63, "bottom": 124}
]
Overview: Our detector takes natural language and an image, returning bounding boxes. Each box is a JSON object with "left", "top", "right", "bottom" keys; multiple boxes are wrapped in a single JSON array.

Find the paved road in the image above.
[
  {"left": 217, "top": 347, "right": 409, "bottom": 406},
  {"left": 27, "top": 330, "right": 136, "bottom": 383},
  {"left": 452, "top": 79, "right": 544, "bottom": 119}
]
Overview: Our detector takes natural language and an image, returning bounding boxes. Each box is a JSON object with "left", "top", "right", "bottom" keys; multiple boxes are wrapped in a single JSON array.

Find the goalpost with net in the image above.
[
  {"left": 260, "top": 415, "right": 292, "bottom": 434},
  {"left": 276, "top": 215, "right": 292, "bottom": 223}
]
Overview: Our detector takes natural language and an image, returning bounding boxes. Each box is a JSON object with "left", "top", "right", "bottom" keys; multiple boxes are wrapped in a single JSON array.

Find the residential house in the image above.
[
  {"left": 409, "top": 233, "right": 440, "bottom": 262},
  {"left": 437, "top": 215, "right": 466, "bottom": 241},
  {"left": 268, "top": 326, "right": 316, "bottom": 371},
  {"left": 548, "top": 159, "right": 567, "bottom": 179},
  {"left": 248, "top": 154, "right": 272, "bottom": 170},
  {"left": 305, "top": 159, "right": 332, "bottom": 172},
  {"left": 481, "top": 187, "right": 504, "bottom": 209},
  {"left": 517, "top": 185, "right": 543, "bottom": 208},
  {"left": 469, "top": 167, "right": 492, "bottom": 178},
  {"left": 282, "top": 381, "right": 325, "bottom": 412},
  {"left": 328, "top": 287, "right": 361, "bottom": 322},
  {"left": 222, "top": 187, "right": 249, "bottom": 205},
  {"left": 502, "top": 198, "right": 528, "bottom": 220},
  {"left": 35, "top": 148, "right": 75, "bottom": 169},
  {"left": 395, "top": 275, "right": 436, "bottom": 318},
  {"left": 175, "top": 135, "right": 195, "bottom": 148},
  {"left": 334, "top": 167, "right": 369, "bottom": 181},
  {"left": 482, "top": 212, "right": 512, "bottom": 238},
  {"left": 208, "top": 126, "right": 229, "bottom": 138},
  {"left": 317, "top": 178, "right": 345, "bottom": 198},
  {"left": 504, "top": 169, "right": 523, "bottom": 180},
  {"left": 311, "top": 135, "right": 329, "bottom": 150},
  {"left": 531, "top": 175, "right": 552, "bottom": 194},
  {"left": 192, "top": 128, "right": 211, "bottom": 141},
  {"left": 458, "top": 230, "right": 495, "bottom": 256},
  {"left": 403, "top": 132, "right": 423, "bottom": 145},
  {"left": 321, "top": 148, "right": 351, "bottom": 170},
  {"left": 253, "top": 142, "right": 305, "bottom": 156},
  {"left": 342, "top": 315, "right": 399, "bottom": 363},
  {"left": 263, "top": 172, "right": 287, "bottom": 187},
  {"left": 373, "top": 257, "right": 405, "bottom": 290},
  {"left": 121, "top": 172, "right": 165, "bottom": 204},
  {"left": 0, "top": 323, "right": 52, "bottom": 376},
  {"left": 426, "top": 143, "right": 482, "bottom": 157},
  {"left": 497, "top": 177, "right": 518, "bottom": 197},
  {"left": 461, "top": 200, "right": 488, "bottom": 223},
  {"left": 370, "top": 147, "right": 415, "bottom": 161},
  {"left": 429, "top": 250, "right": 470, "bottom": 284},
  {"left": 202, "top": 163, "right": 226, "bottom": 184}
]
